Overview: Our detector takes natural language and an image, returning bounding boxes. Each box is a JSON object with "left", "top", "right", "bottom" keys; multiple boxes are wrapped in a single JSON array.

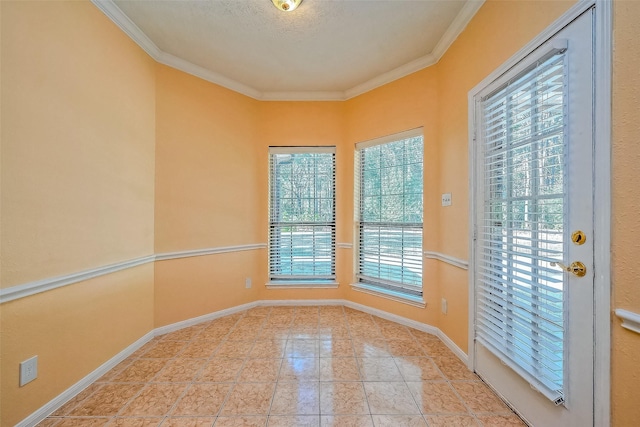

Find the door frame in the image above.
[{"left": 466, "top": 1, "right": 612, "bottom": 425}]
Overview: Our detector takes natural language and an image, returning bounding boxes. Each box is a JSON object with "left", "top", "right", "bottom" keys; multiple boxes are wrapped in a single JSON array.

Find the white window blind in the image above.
[
  {"left": 356, "top": 131, "right": 423, "bottom": 296},
  {"left": 476, "top": 51, "right": 567, "bottom": 403},
  {"left": 269, "top": 146, "right": 336, "bottom": 281}
]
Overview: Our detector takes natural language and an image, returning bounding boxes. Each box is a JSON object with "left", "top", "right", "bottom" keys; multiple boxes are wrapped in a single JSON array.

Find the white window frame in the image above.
[
  {"left": 352, "top": 128, "right": 425, "bottom": 307},
  {"left": 267, "top": 146, "right": 337, "bottom": 287}
]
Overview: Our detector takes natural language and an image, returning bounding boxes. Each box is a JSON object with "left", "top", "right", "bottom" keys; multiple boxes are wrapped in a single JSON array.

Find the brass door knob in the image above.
[{"left": 550, "top": 261, "right": 587, "bottom": 277}]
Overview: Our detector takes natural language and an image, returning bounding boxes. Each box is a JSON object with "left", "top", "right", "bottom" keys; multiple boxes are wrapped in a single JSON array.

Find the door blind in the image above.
[
  {"left": 269, "top": 147, "right": 336, "bottom": 281},
  {"left": 476, "top": 52, "right": 567, "bottom": 402},
  {"left": 356, "top": 133, "right": 423, "bottom": 294}
]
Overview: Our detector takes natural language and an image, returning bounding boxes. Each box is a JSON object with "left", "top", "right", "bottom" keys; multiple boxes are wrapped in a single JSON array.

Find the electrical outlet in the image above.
[
  {"left": 441, "top": 298, "right": 448, "bottom": 314},
  {"left": 20, "top": 355, "right": 38, "bottom": 387},
  {"left": 441, "top": 193, "right": 452, "bottom": 206},
  {"left": 245, "top": 278, "right": 252, "bottom": 289}
]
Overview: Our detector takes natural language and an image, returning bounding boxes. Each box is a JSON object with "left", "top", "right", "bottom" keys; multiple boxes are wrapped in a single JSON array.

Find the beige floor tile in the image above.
[
  {"left": 119, "top": 384, "right": 187, "bottom": 417},
  {"left": 319, "top": 358, "right": 361, "bottom": 382},
  {"left": 36, "top": 418, "right": 61, "bottom": 427},
  {"left": 319, "top": 382, "right": 368, "bottom": 415},
  {"left": 377, "top": 325, "right": 414, "bottom": 341},
  {"left": 52, "top": 383, "right": 103, "bottom": 416},
  {"left": 419, "top": 340, "right": 456, "bottom": 358},
  {"left": 181, "top": 341, "right": 222, "bottom": 359},
  {"left": 162, "top": 417, "right": 214, "bottom": 426},
  {"left": 384, "top": 340, "right": 426, "bottom": 357},
  {"left": 284, "top": 339, "right": 320, "bottom": 358},
  {"left": 363, "top": 382, "right": 420, "bottom": 415},
  {"left": 144, "top": 341, "right": 188, "bottom": 359},
  {"left": 220, "top": 383, "right": 276, "bottom": 416},
  {"left": 172, "top": 383, "right": 232, "bottom": 416},
  {"left": 256, "top": 328, "right": 291, "bottom": 340},
  {"left": 56, "top": 418, "right": 112, "bottom": 426},
  {"left": 394, "top": 357, "right": 444, "bottom": 381},
  {"left": 226, "top": 327, "right": 261, "bottom": 342},
  {"left": 352, "top": 340, "right": 390, "bottom": 358},
  {"left": 270, "top": 382, "right": 320, "bottom": 415},
  {"left": 289, "top": 327, "right": 320, "bottom": 339},
  {"left": 476, "top": 415, "right": 526, "bottom": 426},
  {"left": 111, "top": 359, "right": 168, "bottom": 383},
  {"left": 451, "top": 383, "right": 510, "bottom": 414},
  {"left": 357, "top": 358, "right": 403, "bottom": 381},
  {"left": 319, "top": 340, "right": 355, "bottom": 358},
  {"left": 249, "top": 340, "right": 287, "bottom": 358},
  {"left": 155, "top": 358, "right": 208, "bottom": 383},
  {"left": 109, "top": 418, "right": 163, "bottom": 426},
  {"left": 197, "top": 358, "right": 245, "bottom": 382},
  {"left": 216, "top": 341, "right": 254, "bottom": 358},
  {"left": 371, "top": 415, "right": 427, "bottom": 427},
  {"left": 279, "top": 357, "right": 319, "bottom": 381},
  {"left": 214, "top": 416, "right": 267, "bottom": 426},
  {"left": 424, "top": 415, "right": 480, "bottom": 426},
  {"left": 432, "top": 357, "right": 479, "bottom": 381},
  {"left": 237, "top": 358, "right": 282, "bottom": 382},
  {"left": 320, "top": 415, "right": 373, "bottom": 426},
  {"left": 98, "top": 358, "right": 136, "bottom": 382},
  {"left": 318, "top": 326, "right": 350, "bottom": 339},
  {"left": 200, "top": 328, "right": 231, "bottom": 341},
  {"left": 161, "top": 326, "right": 205, "bottom": 342},
  {"left": 348, "top": 327, "right": 382, "bottom": 340},
  {"left": 267, "top": 416, "right": 320, "bottom": 427},
  {"left": 70, "top": 383, "right": 144, "bottom": 417},
  {"left": 405, "top": 381, "right": 468, "bottom": 414}
]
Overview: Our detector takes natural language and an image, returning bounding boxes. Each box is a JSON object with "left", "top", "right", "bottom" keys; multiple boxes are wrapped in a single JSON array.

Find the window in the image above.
[
  {"left": 355, "top": 130, "right": 424, "bottom": 301},
  {"left": 268, "top": 147, "right": 336, "bottom": 284}
]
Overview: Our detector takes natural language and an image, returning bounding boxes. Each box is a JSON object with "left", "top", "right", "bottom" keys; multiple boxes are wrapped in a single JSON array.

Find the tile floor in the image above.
[{"left": 40, "top": 305, "right": 526, "bottom": 427}]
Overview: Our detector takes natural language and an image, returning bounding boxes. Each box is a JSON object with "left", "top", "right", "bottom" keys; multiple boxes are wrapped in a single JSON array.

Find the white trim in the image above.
[
  {"left": 155, "top": 244, "right": 266, "bottom": 261},
  {"left": 257, "top": 299, "right": 344, "bottom": 307},
  {"left": 593, "top": 1, "right": 612, "bottom": 425},
  {"left": 344, "top": 301, "right": 468, "bottom": 363},
  {"left": 156, "top": 51, "right": 263, "bottom": 100},
  {"left": 355, "top": 127, "right": 424, "bottom": 150},
  {"left": 423, "top": 251, "right": 469, "bottom": 270},
  {"left": 350, "top": 283, "right": 426, "bottom": 309},
  {"left": 265, "top": 281, "right": 339, "bottom": 289},
  {"left": 615, "top": 309, "right": 640, "bottom": 335},
  {"left": 91, "top": 0, "right": 484, "bottom": 101},
  {"left": 1, "top": 244, "right": 267, "bottom": 304},
  {"left": 19, "top": 299, "right": 469, "bottom": 426},
  {"left": 0, "top": 255, "right": 155, "bottom": 304},
  {"left": 16, "top": 331, "right": 155, "bottom": 427},
  {"left": 90, "top": 0, "right": 161, "bottom": 58},
  {"left": 155, "top": 302, "right": 258, "bottom": 336},
  {"left": 337, "top": 243, "right": 353, "bottom": 249},
  {"left": 268, "top": 146, "right": 336, "bottom": 155}
]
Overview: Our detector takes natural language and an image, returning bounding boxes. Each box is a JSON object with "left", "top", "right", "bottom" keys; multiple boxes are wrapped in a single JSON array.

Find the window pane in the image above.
[
  {"left": 357, "top": 135, "right": 423, "bottom": 294},
  {"left": 269, "top": 149, "right": 336, "bottom": 281}
]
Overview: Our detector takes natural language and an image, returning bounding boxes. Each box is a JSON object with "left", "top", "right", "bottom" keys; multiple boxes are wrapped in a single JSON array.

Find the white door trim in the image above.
[{"left": 467, "top": 0, "right": 611, "bottom": 425}]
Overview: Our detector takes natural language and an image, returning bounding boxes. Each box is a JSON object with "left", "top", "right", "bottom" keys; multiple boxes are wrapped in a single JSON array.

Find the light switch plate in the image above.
[{"left": 442, "top": 193, "right": 452, "bottom": 206}]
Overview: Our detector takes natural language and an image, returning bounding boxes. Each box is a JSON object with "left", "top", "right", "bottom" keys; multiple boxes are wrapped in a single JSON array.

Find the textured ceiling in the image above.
[{"left": 106, "top": 0, "right": 481, "bottom": 99}]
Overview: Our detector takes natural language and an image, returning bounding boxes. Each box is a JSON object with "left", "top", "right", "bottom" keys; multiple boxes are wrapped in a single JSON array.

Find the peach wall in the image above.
[
  {"left": 257, "top": 101, "right": 348, "bottom": 300},
  {"left": 153, "top": 64, "right": 264, "bottom": 325},
  {"left": 0, "top": 1, "right": 156, "bottom": 425},
  {"left": 1, "top": 0, "right": 156, "bottom": 287},
  {"left": 345, "top": 67, "right": 441, "bottom": 327},
  {"left": 611, "top": 1, "right": 640, "bottom": 424}
]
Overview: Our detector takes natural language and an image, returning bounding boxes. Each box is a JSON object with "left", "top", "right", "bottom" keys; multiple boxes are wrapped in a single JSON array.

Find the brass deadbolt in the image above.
[
  {"left": 551, "top": 261, "right": 587, "bottom": 278},
  {"left": 571, "top": 230, "right": 587, "bottom": 245}
]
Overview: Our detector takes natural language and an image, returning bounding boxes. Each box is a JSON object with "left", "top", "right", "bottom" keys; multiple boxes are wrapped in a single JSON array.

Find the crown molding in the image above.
[
  {"left": 92, "top": 0, "right": 484, "bottom": 101},
  {"left": 432, "top": 0, "right": 485, "bottom": 60},
  {"left": 90, "top": 0, "right": 160, "bottom": 58},
  {"left": 156, "top": 51, "right": 264, "bottom": 100}
]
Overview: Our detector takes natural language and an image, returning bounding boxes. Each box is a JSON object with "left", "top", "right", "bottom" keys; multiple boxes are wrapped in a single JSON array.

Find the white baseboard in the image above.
[
  {"left": 154, "top": 301, "right": 258, "bottom": 336},
  {"left": 17, "top": 331, "right": 154, "bottom": 427},
  {"left": 21, "top": 299, "right": 468, "bottom": 426}
]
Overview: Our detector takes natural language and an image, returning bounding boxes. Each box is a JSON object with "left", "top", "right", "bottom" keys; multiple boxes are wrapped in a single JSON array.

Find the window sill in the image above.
[
  {"left": 350, "top": 283, "right": 426, "bottom": 308},
  {"left": 266, "top": 280, "right": 339, "bottom": 289}
]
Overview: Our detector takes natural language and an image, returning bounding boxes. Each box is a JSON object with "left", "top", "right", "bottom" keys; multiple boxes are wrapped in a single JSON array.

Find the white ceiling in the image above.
[{"left": 95, "top": 0, "right": 484, "bottom": 100}]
